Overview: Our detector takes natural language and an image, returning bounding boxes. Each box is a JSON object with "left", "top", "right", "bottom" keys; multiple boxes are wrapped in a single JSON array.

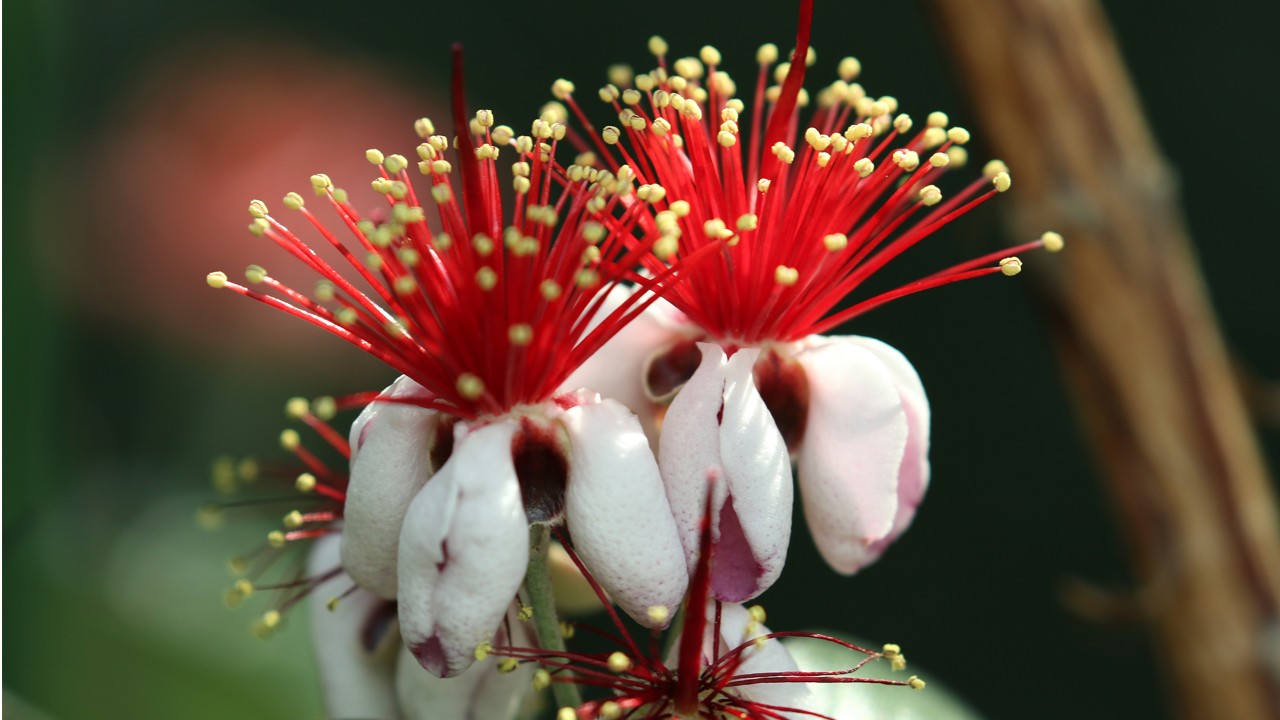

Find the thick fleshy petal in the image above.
[
  {"left": 343, "top": 376, "right": 439, "bottom": 598},
  {"left": 713, "top": 604, "right": 811, "bottom": 714},
  {"left": 394, "top": 608, "right": 534, "bottom": 720},
  {"left": 307, "top": 534, "right": 400, "bottom": 720},
  {"left": 844, "top": 336, "right": 931, "bottom": 541},
  {"left": 794, "top": 340, "right": 909, "bottom": 574},
  {"left": 398, "top": 420, "right": 530, "bottom": 677},
  {"left": 562, "top": 397, "right": 688, "bottom": 627},
  {"left": 660, "top": 343, "right": 792, "bottom": 602}
]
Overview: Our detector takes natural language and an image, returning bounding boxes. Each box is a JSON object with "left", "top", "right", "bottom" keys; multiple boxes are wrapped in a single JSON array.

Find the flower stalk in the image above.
[{"left": 523, "top": 524, "right": 583, "bottom": 711}]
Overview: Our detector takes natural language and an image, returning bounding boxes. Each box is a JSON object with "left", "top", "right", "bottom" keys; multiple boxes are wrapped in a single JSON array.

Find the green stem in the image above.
[{"left": 524, "top": 524, "right": 583, "bottom": 711}]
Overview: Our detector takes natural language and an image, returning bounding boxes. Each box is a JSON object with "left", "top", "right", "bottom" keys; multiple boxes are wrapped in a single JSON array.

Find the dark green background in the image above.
[{"left": 5, "top": 1, "right": 1277, "bottom": 718}]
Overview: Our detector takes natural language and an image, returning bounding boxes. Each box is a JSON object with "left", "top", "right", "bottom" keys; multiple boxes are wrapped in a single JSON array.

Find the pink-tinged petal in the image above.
[
  {"left": 307, "top": 535, "right": 400, "bottom": 720},
  {"left": 844, "top": 336, "right": 931, "bottom": 541},
  {"left": 342, "top": 376, "right": 439, "bottom": 599},
  {"left": 659, "top": 343, "right": 791, "bottom": 603},
  {"left": 394, "top": 608, "right": 534, "bottom": 720},
  {"left": 794, "top": 340, "right": 909, "bottom": 574},
  {"left": 398, "top": 420, "right": 530, "bottom": 677},
  {"left": 562, "top": 398, "right": 688, "bottom": 627},
  {"left": 716, "top": 348, "right": 792, "bottom": 601}
]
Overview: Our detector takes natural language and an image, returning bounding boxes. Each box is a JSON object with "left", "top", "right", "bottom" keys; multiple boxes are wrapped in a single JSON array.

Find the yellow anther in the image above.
[
  {"left": 838, "top": 56, "right": 862, "bottom": 81},
  {"left": 414, "top": 117, "right": 435, "bottom": 138},
  {"left": 947, "top": 146, "right": 969, "bottom": 168},
  {"left": 532, "top": 666, "right": 552, "bottom": 691},
  {"left": 703, "top": 218, "right": 732, "bottom": 240},
  {"left": 648, "top": 35, "right": 668, "bottom": 57},
  {"left": 637, "top": 184, "right": 667, "bottom": 203},
  {"left": 919, "top": 185, "right": 943, "bottom": 206},
  {"left": 816, "top": 152, "right": 831, "bottom": 167},
  {"left": 247, "top": 218, "right": 268, "bottom": 236},
  {"left": 557, "top": 708, "right": 577, "bottom": 720},
  {"left": 517, "top": 605, "right": 534, "bottom": 622},
  {"left": 891, "top": 655, "right": 908, "bottom": 672},
  {"left": 946, "top": 127, "right": 971, "bottom": 145},
  {"left": 757, "top": 178, "right": 771, "bottom": 193},
  {"left": 262, "top": 610, "right": 281, "bottom": 629},
  {"left": 560, "top": 621, "right": 575, "bottom": 639},
  {"left": 247, "top": 199, "right": 268, "bottom": 218},
  {"left": 700, "top": 45, "right": 722, "bottom": 66},
  {"left": 894, "top": 150, "right": 920, "bottom": 171},
  {"left": 717, "top": 130, "right": 737, "bottom": 147},
  {"left": 646, "top": 605, "right": 671, "bottom": 625},
  {"left": 607, "top": 652, "right": 632, "bottom": 673},
  {"left": 474, "top": 641, "right": 493, "bottom": 661},
  {"left": 498, "top": 658, "right": 519, "bottom": 673},
  {"left": 235, "top": 579, "right": 255, "bottom": 597},
  {"left": 384, "top": 154, "right": 408, "bottom": 174},
  {"left": 670, "top": 200, "right": 691, "bottom": 217},
  {"left": 228, "top": 556, "right": 248, "bottom": 575},
  {"left": 206, "top": 271, "right": 228, "bottom": 289},
  {"left": 607, "top": 63, "right": 633, "bottom": 88},
  {"left": 908, "top": 675, "right": 926, "bottom": 690},
  {"left": 999, "top": 257, "right": 1023, "bottom": 276},
  {"left": 334, "top": 307, "right": 358, "bottom": 326},
  {"left": 748, "top": 604, "right": 767, "bottom": 624},
  {"left": 883, "top": 643, "right": 902, "bottom": 657},
  {"left": 454, "top": 372, "right": 487, "bottom": 401},
  {"left": 267, "top": 530, "right": 287, "bottom": 548},
  {"left": 599, "top": 701, "right": 622, "bottom": 720},
  {"left": 279, "top": 429, "right": 300, "bottom": 450},
  {"left": 823, "top": 233, "right": 849, "bottom": 252},
  {"left": 736, "top": 214, "right": 758, "bottom": 232},
  {"left": 365, "top": 148, "right": 385, "bottom": 165},
  {"left": 431, "top": 184, "right": 452, "bottom": 204},
  {"left": 285, "top": 397, "right": 309, "bottom": 419},
  {"left": 893, "top": 114, "right": 913, "bottom": 135},
  {"left": 1041, "top": 231, "right": 1065, "bottom": 252},
  {"left": 929, "top": 152, "right": 950, "bottom": 169},
  {"left": 326, "top": 596, "right": 341, "bottom": 612},
  {"left": 295, "top": 473, "right": 317, "bottom": 492},
  {"left": 602, "top": 126, "right": 621, "bottom": 145},
  {"left": 774, "top": 266, "right": 799, "bottom": 286},
  {"left": 508, "top": 324, "right": 533, "bottom": 346},
  {"left": 653, "top": 236, "right": 679, "bottom": 261},
  {"left": 854, "top": 158, "right": 875, "bottom": 178},
  {"left": 475, "top": 109, "right": 495, "bottom": 128},
  {"left": 310, "top": 173, "right": 332, "bottom": 190},
  {"left": 993, "top": 171, "right": 1012, "bottom": 192},
  {"left": 540, "top": 279, "right": 563, "bottom": 301},
  {"left": 283, "top": 510, "right": 304, "bottom": 529},
  {"left": 575, "top": 269, "right": 600, "bottom": 288}
]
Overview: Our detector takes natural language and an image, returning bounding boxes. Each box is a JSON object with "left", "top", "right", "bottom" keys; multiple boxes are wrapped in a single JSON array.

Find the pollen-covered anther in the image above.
[
  {"left": 247, "top": 199, "right": 268, "bottom": 219},
  {"left": 757, "top": 178, "right": 771, "bottom": 193},
  {"left": 267, "top": 530, "right": 286, "bottom": 548},
  {"left": 282, "top": 510, "right": 304, "bottom": 529},
  {"left": 893, "top": 150, "right": 920, "bottom": 171},
  {"left": 645, "top": 605, "right": 670, "bottom": 625},
  {"left": 983, "top": 159, "right": 1010, "bottom": 178},
  {"left": 929, "top": 151, "right": 950, "bottom": 169},
  {"left": 607, "top": 651, "right": 632, "bottom": 673},
  {"left": 670, "top": 200, "right": 691, "bottom": 217},
  {"left": 599, "top": 701, "right": 622, "bottom": 720},
  {"left": 993, "top": 171, "right": 1012, "bottom": 192},
  {"left": 648, "top": 35, "right": 668, "bottom": 57},
  {"left": 845, "top": 123, "right": 873, "bottom": 142},
  {"left": 946, "top": 126, "right": 971, "bottom": 145},
  {"left": 456, "top": 373, "right": 485, "bottom": 400},
  {"left": 206, "top": 271, "right": 228, "bottom": 289},
  {"left": 757, "top": 42, "right": 779, "bottom": 65},
  {"left": 736, "top": 214, "right": 759, "bottom": 232},
  {"left": 823, "top": 233, "right": 849, "bottom": 252},
  {"left": 893, "top": 114, "right": 913, "bottom": 135},
  {"left": 637, "top": 184, "right": 667, "bottom": 203},
  {"left": 533, "top": 669, "right": 553, "bottom": 691},
  {"left": 556, "top": 708, "right": 577, "bottom": 720},
  {"left": 279, "top": 192, "right": 303, "bottom": 211},
  {"left": 854, "top": 158, "right": 875, "bottom": 178},
  {"left": 1041, "top": 231, "right": 1065, "bottom": 252},
  {"left": 908, "top": 675, "right": 927, "bottom": 690},
  {"left": 295, "top": 473, "right": 316, "bottom": 492},
  {"left": 919, "top": 185, "right": 943, "bottom": 206},
  {"left": 414, "top": 117, "right": 435, "bottom": 138},
  {"left": 431, "top": 184, "right": 452, "bottom": 204},
  {"left": 748, "top": 604, "right": 767, "bottom": 624},
  {"left": 999, "top": 257, "right": 1023, "bottom": 276},
  {"left": 838, "top": 55, "right": 862, "bottom": 81},
  {"left": 703, "top": 218, "right": 733, "bottom": 240},
  {"left": 384, "top": 154, "right": 409, "bottom": 174},
  {"left": 717, "top": 130, "right": 737, "bottom": 148},
  {"left": 602, "top": 126, "right": 621, "bottom": 145},
  {"left": 540, "top": 279, "right": 562, "bottom": 301},
  {"left": 774, "top": 266, "right": 799, "bottom": 286},
  {"left": 498, "top": 658, "right": 520, "bottom": 673},
  {"left": 804, "top": 127, "right": 831, "bottom": 152},
  {"left": 474, "top": 640, "right": 494, "bottom": 661}
]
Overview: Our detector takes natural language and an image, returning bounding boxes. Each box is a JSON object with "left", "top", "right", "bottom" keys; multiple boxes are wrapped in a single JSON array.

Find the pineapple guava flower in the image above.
[
  {"left": 207, "top": 50, "right": 701, "bottom": 677},
  {"left": 491, "top": 482, "right": 924, "bottom": 720},
  {"left": 550, "top": 0, "right": 1063, "bottom": 590}
]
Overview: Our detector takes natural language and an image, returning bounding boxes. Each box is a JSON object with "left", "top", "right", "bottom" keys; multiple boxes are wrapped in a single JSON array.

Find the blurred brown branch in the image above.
[{"left": 925, "top": 1, "right": 1280, "bottom": 717}]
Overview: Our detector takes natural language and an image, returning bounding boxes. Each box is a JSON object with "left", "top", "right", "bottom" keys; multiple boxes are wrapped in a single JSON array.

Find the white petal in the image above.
[
  {"left": 342, "top": 376, "right": 440, "bottom": 599},
  {"left": 307, "top": 534, "right": 400, "bottom": 720},
  {"left": 562, "top": 398, "right": 688, "bottom": 627},
  {"left": 795, "top": 340, "right": 909, "bottom": 574},
  {"left": 395, "top": 608, "right": 534, "bottom": 720},
  {"left": 398, "top": 420, "right": 530, "bottom": 677},
  {"left": 659, "top": 344, "right": 792, "bottom": 603},
  {"left": 844, "top": 336, "right": 931, "bottom": 540},
  {"left": 713, "top": 603, "right": 811, "bottom": 714},
  {"left": 561, "top": 285, "right": 680, "bottom": 447},
  {"left": 659, "top": 344, "right": 731, "bottom": 573},
  {"left": 716, "top": 348, "right": 793, "bottom": 601}
]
